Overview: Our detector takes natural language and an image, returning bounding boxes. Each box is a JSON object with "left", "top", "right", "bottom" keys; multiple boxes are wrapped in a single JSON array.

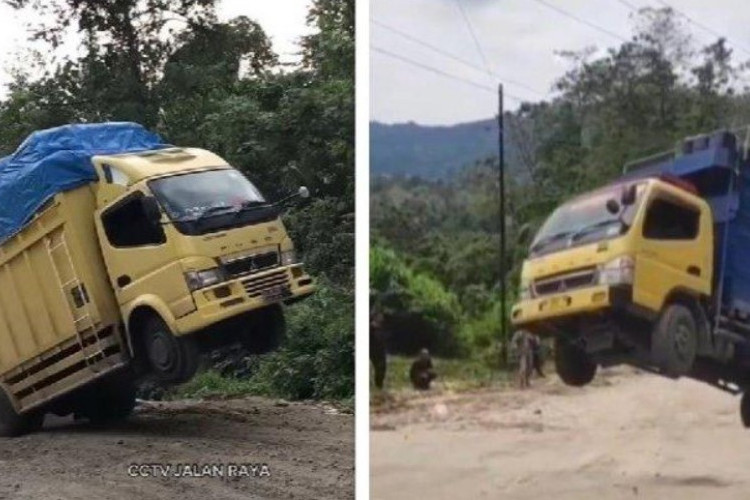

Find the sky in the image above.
[
  {"left": 0, "top": 0, "right": 313, "bottom": 99},
  {"left": 371, "top": 0, "right": 750, "bottom": 125}
]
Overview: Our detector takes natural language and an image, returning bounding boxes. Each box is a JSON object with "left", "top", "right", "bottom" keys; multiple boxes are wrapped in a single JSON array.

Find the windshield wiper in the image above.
[
  {"left": 176, "top": 204, "right": 235, "bottom": 222},
  {"left": 570, "top": 219, "right": 624, "bottom": 242},
  {"left": 234, "top": 200, "right": 273, "bottom": 217},
  {"left": 530, "top": 231, "right": 574, "bottom": 253}
]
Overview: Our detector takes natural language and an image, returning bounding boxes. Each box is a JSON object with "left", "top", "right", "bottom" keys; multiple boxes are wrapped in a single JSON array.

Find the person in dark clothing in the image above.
[
  {"left": 530, "top": 333, "right": 545, "bottom": 378},
  {"left": 410, "top": 348, "right": 436, "bottom": 390},
  {"left": 512, "top": 330, "right": 533, "bottom": 389},
  {"left": 370, "top": 310, "right": 387, "bottom": 389}
]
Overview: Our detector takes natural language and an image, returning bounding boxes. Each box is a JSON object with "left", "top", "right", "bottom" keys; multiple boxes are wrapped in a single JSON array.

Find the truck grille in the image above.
[
  {"left": 223, "top": 251, "right": 279, "bottom": 278},
  {"left": 533, "top": 267, "right": 597, "bottom": 296},
  {"left": 241, "top": 269, "right": 290, "bottom": 299}
]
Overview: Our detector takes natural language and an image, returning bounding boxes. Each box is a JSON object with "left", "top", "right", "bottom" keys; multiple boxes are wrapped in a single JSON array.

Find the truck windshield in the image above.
[
  {"left": 530, "top": 182, "right": 644, "bottom": 256},
  {"left": 149, "top": 169, "right": 266, "bottom": 222}
]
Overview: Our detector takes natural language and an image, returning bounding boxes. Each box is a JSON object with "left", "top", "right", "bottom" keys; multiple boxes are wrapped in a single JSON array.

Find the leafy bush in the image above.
[
  {"left": 459, "top": 302, "right": 503, "bottom": 350},
  {"left": 371, "top": 244, "right": 463, "bottom": 356},
  {"left": 245, "top": 281, "right": 354, "bottom": 400},
  {"left": 171, "top": 370, "right": 258, "bottom": 400},
  {"left": 284, "top": 197, "right": 354, "bottom": 286}
]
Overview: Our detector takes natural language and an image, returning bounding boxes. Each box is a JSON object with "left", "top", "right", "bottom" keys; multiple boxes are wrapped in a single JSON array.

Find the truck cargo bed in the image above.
[{"left": 0, "top": 186, "right": 127, "bottom": 413}]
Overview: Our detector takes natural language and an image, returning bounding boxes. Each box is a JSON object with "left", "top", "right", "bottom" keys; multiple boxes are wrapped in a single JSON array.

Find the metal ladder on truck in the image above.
[{"left": 46, "top": 234, "right": 108, "bottom": 373}]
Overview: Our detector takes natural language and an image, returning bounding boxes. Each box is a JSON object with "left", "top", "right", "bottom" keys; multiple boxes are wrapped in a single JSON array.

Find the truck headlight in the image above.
[
  {"left": 598, "top": 255, "right": 635, "bottom": 285},
  {"left": 185, "top": 267, "right": 225, "bottom": 291},
  {"left": 280, "top": 249, "right": 297, "bottom": 266}
]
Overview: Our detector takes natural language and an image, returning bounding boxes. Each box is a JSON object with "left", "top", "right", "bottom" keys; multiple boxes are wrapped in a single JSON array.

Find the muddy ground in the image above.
[
  {"left": 0, "top": 397, "right": 353, "bottom": 500},
  {"left": 371, "top": 367, "right": 750, "bottom": 500}
]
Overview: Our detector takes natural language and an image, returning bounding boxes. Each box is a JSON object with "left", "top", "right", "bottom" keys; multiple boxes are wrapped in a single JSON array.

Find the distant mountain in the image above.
[{"left": 370, "top": 118, "right": 518, "bottom": 179}]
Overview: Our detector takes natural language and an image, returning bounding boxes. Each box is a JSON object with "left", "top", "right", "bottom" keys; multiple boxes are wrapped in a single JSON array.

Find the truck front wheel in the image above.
[
  {"left": 554, "top": 338, "right": 597, "bottom": 387},
  {"left": 652, "top": 303, "right": 697, "bottom": 377},
  {"left": 143, "top": 317, "right": 199, "bottom": 384}
]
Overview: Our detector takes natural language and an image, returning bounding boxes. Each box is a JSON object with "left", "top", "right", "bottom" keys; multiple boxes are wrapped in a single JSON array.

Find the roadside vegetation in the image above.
[
  {"left": 0, "top": 0, "right": 354, "bottom": 402},
  {"left": 371, "top": 7, "right": 750, "bottom": 389}
]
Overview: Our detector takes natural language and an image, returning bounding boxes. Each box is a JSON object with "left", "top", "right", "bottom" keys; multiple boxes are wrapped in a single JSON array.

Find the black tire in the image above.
[
  {"left": 652, "top": 303, "right": 698, "bottom": 377},
  {"left": 741, "top": 392, "right": 750, "bottom": 428},
  {"left": 240, "top": 305, "right": 286, "bottom": 354},
  {"left": 80, "top": 374, "right": 137, "bottom": 424},
  {"left": 554, "top": 337, "right": 597, "bottom": 387},
  {"left": 0, "top": 389, "right": 44, "bottom": 437},
  {"left": 143, "top": 317, "right": 199, "bottom": 384}
]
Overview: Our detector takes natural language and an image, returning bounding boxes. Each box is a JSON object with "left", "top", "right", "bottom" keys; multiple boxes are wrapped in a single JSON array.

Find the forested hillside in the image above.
[
  {"left": 371, "top": 7, "right": 750, "bottom": 362},
  {"left": 0, "top": 0, "right": 354, "bottom": 401},
  {"left": 371, "top": 119, "right": 504, "bottom": 179}
]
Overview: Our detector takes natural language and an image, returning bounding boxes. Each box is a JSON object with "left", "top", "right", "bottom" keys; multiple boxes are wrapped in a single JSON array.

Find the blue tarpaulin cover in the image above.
[{"left": 0, "top": 122, "right": 165, "bottom": 243}]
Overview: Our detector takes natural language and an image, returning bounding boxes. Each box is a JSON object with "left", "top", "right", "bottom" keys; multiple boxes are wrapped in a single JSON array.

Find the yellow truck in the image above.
[
  {"left": 511, "top": 130, "right": 750, "bottom": 425},
  {"left": 0, "top": 123, "right": 314, "bottom": 435}
]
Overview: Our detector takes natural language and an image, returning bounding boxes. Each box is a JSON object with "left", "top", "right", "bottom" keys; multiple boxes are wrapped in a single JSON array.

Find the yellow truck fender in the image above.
[{"left": 122, "top": 295, "right": 178, "bottom": 357}]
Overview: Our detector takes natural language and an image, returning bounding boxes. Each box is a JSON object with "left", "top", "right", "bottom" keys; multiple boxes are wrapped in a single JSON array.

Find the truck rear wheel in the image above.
[
  {"left": 0, "top": 389, "right": 44, "bottom": 437},
  {"left": 554, "top": 338, "right": 597, "bottom": 387},
  {"left": 143, "top": 317, "right": 199, "bottom": 384},
  {"left": 741, "top": 392, "right": 750, "bottom": 428},
  {"left": 240, "top": 304, "right": 286, "bottom": 354},
  {"left": 652, "top": 303, "right": 697, "bottom": 377}
]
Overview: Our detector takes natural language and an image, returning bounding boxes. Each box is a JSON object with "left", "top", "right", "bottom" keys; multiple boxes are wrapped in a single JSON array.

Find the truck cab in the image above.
[
  {"left": 91, "top": 147, "right": 315, "bottom": 382},
  {"left": 512, "top": 173, "right": 716, "bottom": 385}
]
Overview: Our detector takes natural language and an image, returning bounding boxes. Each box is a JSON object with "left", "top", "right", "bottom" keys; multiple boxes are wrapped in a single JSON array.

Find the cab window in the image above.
[
  {"left": 102, "top": 194, "right": 165, "bottom": 247},
  {"left": 643, "top": 198, "right": 699, "bottom": 240}
]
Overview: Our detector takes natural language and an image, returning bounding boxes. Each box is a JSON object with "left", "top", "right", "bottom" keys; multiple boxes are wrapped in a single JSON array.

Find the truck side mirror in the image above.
[
  {"left": 621, "top": 184, "right": 637, "bottom": 206},
  {"left": 276, "top": 186, "right": 312, "bottom": 209},
  {"left": 141, "top": 196, "right": 161, "bottom": 225},
  {"left": 606, "top": 198, "right": 621, "bottom": 215}
]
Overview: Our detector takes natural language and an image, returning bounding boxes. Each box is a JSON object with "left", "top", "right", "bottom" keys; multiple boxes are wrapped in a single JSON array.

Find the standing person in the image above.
[
  {"left": 511, "top": 330, "right": 534, "bottom": 389},
  {"left": 530, "top": 333, "right": 546, "bottom": 378},
  {"left": 370, "top": 309, "right": 387, "bottom": 389}
]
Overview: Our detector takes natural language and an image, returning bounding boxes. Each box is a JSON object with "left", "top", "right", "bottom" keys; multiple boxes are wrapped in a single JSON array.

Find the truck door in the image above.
[
  {"left": 95, "top": 190, "right": 194, "bottom": 319},
  {"left": 633, "top": 189, "right": 712, "bottom": 311}
]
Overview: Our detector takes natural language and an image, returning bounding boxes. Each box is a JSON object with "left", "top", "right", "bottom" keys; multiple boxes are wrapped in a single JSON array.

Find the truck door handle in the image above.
[
  {"left": 116, "top": 275, "right": 132, "bottom": 287},
  {"left": 687, "top": 266, "right": 701, "bottom": 277}
]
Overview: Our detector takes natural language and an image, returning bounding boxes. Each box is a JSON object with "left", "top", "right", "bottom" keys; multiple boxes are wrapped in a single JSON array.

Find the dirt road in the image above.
[
  {"left": 0, "top": 397, "right": 353, "bottom": 500},
  {"left": 371, "top": 368, "right": 750, "bottom": 500}
]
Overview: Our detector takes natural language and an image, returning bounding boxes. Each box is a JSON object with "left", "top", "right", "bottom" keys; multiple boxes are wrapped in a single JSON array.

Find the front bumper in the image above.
[
  {"left": 511, "top": 284, "right": 632, "bottom": 326},
  {"left": 174, "top": 263, "right": 315, "bottom": 335}
]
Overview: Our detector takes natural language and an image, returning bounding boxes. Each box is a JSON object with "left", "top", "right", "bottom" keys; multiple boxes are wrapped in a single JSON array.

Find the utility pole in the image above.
[{"left": 498, "top": 84, "right": 508, "bottom": 362}]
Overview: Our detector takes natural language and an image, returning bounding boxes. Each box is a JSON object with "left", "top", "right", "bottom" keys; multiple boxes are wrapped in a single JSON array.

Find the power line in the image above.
[
  {"left": 454, "top": 0, "right": 493, "bottom": 82},
  {"left": 371, "top": 20, "right": 546, "bottom": 96},
  {"left": 372, "top": 46, "right": 495, "bottom": 94},
  {"left": 654, "top": 0, "right": 750, "bottom": 57},
  {"left": 531, "top": 0, "right": 629, "bottom": 42},
  {"left": 371, "top": 46, "right": 528, "bottom": 102},
  {"left": 613, "top": 0, "right": 640, "bottom": 11}
]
